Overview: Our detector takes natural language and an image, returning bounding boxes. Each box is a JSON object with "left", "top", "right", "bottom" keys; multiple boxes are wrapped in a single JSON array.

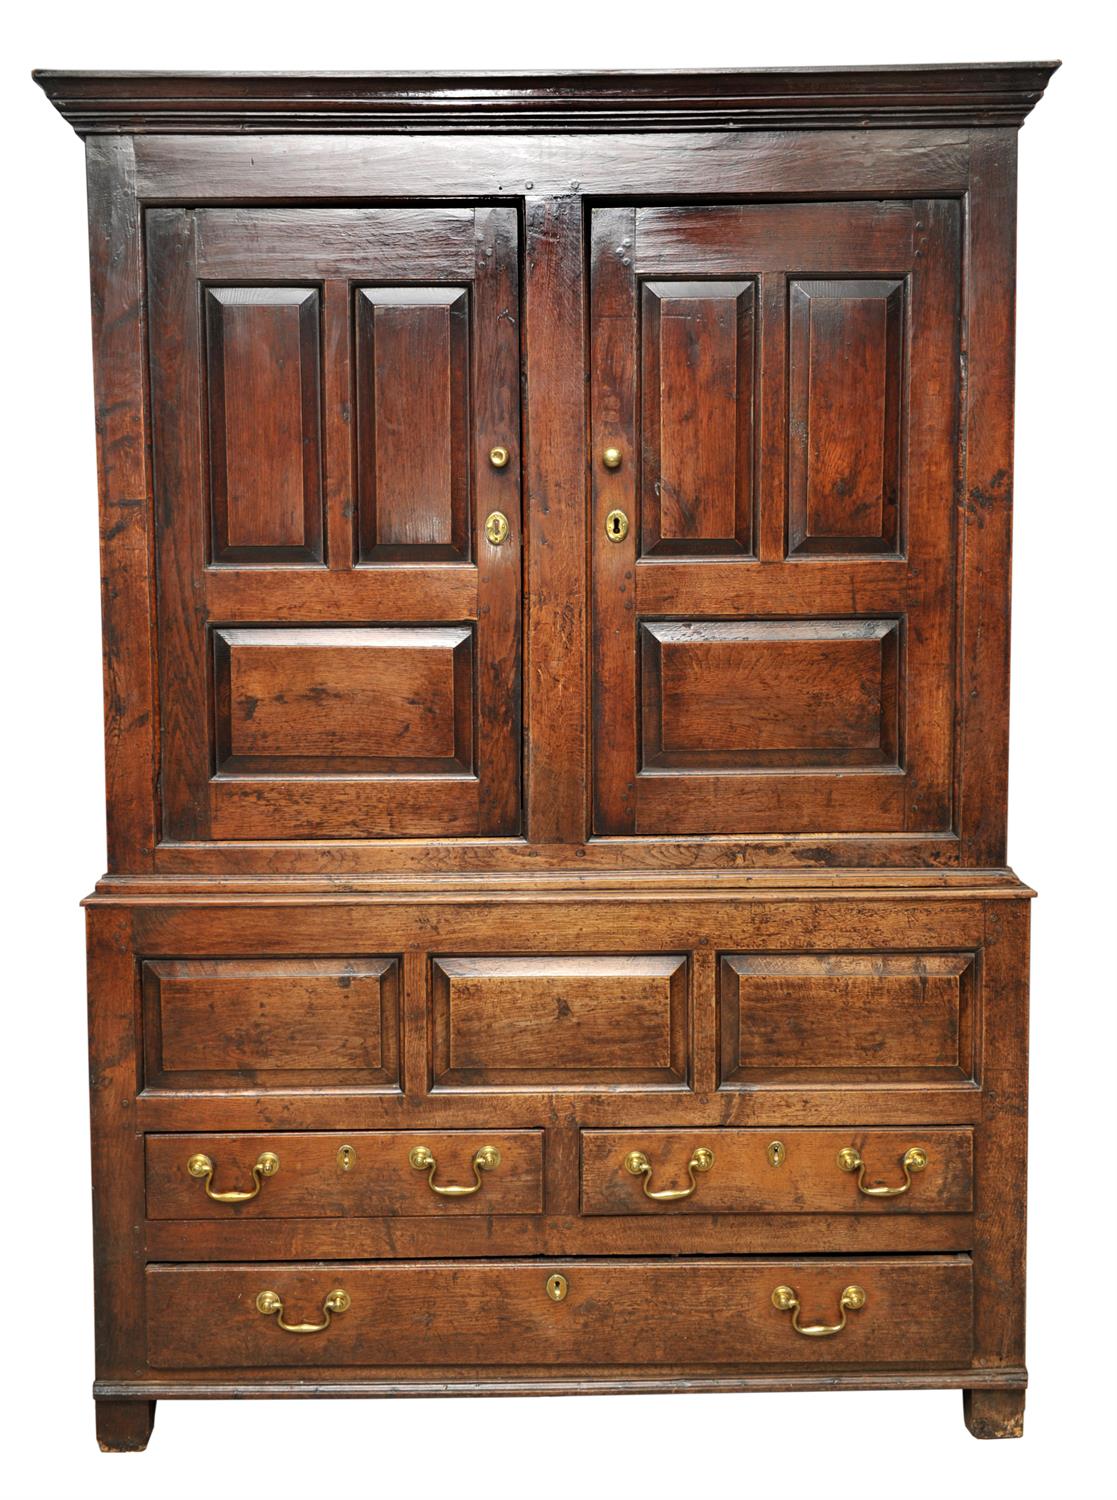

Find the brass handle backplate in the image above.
[
  {"left": 624, "top": 1146, "right": 713, "bottom": 1202},
  {"left": 409, "top": 1144, "right": 501, "bottom": 1197},
  {"left": 771, "top": 1283, "right": 866, "bottom": 1338},
  {"left": 838, "top": 1145, "right": 929, "bottom": 1198},
  {"left": 187, "top": 1150, "right": 278, "bottom": 1203},
  {"left": 256, "top": 1288, "right": 350, "bottom": 1334}
]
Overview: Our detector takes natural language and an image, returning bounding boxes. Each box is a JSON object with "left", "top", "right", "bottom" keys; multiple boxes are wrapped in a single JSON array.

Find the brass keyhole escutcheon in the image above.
[
  {"left": 484, "top": 511, "right": 510, "bottom": 545},
  {"left": 605, "top": 509, "right": 629, "bottom": 543},
  {"left": 767, "top": 1140, "right": 785, "bottom": 1168},
  {"left": 337, "top": 1144, "right": 356, "bottom": 1172},
  {"left": 489, "top": 445, "right": 510, "bottom": 468},
  {"left": 546, "top": 1273, "right": 568, "bottom": 1302}
]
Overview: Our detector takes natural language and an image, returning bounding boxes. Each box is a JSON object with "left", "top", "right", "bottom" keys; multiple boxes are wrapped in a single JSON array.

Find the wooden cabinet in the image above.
[{"left": 38, "top": 62, "right": 1054, "bottom": 1451}]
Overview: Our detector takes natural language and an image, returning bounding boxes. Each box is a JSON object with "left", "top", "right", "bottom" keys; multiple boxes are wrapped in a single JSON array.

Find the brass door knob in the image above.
[
  {"left": 602, "top": 446, "right": 623, "bottom": 469},
  {"left": 489, "top": 445, "right": 510, "bottom": 468}
]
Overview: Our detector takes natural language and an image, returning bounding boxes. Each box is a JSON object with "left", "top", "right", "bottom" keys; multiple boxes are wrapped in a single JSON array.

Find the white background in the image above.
[{"left": 3, "top": 5, "right": 1114, "bottom": 1497}]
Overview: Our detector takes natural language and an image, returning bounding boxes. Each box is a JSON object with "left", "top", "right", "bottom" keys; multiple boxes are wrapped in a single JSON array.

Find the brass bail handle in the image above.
[
  {"left": 409, "top": 1144, "right": 501, "bottom": 1197},
  {"left": 187, "top": 1150, "right": 279, "bottom": 1203},
  {"left": 771, "top": 1283, "right": 866, "bottom": 1338},
  {"left": 256, "top": 1288, "right": 350, "bottom": 1335},
  {"left": 838, "top": 1145, "right": 929, "bottom": 1198},
  {"left": 624, "top": 1146, "right": 714, "bottom": 1202}
]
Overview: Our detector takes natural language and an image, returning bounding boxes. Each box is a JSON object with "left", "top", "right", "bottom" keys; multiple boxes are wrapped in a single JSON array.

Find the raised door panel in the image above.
[
  {"left": 640, "top": 281, "right": 755, "bottom": 556},
  {"left": 355, "top": 287, "right": 470, "bottom": 562},
  {"left": 205, "top": 288, "right": 323, "bottom": 564},
  {"left": 591, "top": 201, "right": 960, "bottom": 841},
  {"left": 148, "top": 207, "right": 520, "bottom": 842}
]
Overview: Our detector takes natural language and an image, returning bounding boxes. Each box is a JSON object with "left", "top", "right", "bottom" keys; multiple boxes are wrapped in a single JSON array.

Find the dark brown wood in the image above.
[
  {"left": 40, "top": 66, "right": 1049, "bottom": 1447},
  {"left": 96, "top": 1400, "right": 155, "bottom": 1453}
]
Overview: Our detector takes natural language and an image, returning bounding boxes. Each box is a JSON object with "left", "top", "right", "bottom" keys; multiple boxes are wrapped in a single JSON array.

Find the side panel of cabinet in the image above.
[{"left": 147, "top": 207, "right": 521, "bottom": 842}]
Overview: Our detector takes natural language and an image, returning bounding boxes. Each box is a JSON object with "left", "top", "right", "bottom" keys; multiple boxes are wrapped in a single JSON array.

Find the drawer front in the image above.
[
  {"left": 146, "top": 1256, "right": 973, "bottom": 1369},
  {"left": 431, "top": 956, "right": 689, "bottom": 1089},
  {"left": 142, "top": 958, "right": 400, "bottom": 1091},
  {"left": 581, "top": 1128, "right": 973, "bottom": 1215},
  {"left": 146, "top": 1131, "right": 543, "bottom": 1218}
]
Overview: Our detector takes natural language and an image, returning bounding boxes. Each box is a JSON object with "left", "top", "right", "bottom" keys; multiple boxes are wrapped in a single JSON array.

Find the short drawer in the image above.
[
  {"left": 146, "top": 1255, "right": 973, "bottom": 1369},
  {"left": 581, "top": 1128, "right": 973, "bottom": 1214},
  {"left": 146, "top": 1131, "right": 543, "bottom": 1218}
]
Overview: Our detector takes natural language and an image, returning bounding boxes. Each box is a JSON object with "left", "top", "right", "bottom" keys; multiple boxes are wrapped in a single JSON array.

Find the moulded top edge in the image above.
[{"left": 34, "top": 62, "right": 1060, "bottom": 137}]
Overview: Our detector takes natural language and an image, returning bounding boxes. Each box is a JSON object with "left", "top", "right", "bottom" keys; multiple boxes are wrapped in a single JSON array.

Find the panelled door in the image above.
[
  {"left": 591, "top": 201, "right": 961, "bottom": 837},
  {"left": 147, "top": 208, "right": 521, "bottom": 841}
]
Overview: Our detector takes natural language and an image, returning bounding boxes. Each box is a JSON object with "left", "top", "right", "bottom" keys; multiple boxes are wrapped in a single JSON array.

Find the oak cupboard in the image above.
[{"left": 36, "top": 62, "right": 1055, "bottom": 1450}]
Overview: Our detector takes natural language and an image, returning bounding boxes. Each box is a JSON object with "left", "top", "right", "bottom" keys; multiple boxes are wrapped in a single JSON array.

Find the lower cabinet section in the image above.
[{"left": 146, "top": 1256, "right": 974, "bottom": 1371}]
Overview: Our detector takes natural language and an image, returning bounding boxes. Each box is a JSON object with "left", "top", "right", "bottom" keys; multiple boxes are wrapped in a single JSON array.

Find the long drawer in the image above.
[
  {"left": 146, "top": 1256, "right": 973, "bottom": 1370},
  {"left": 146, "top": 1131, "right": 543, "bottom": 1218},
  {"left": 581, "top": 1128, "right": 973, "bottom": 1214}
]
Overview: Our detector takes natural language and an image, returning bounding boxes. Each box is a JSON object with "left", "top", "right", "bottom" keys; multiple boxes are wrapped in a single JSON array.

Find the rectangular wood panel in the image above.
[
  {"left": 141, "top": 958, "right": 400, "bottom": 1090},
  {"left": 431, "top": 956, "right": 689, "bottom": 1090},
  {"left": 720, "top": 953, "right": 976, "bottom": 1085},
  {"left": 213, "top": 626, "right": 473, "bottom": 776},
  {"left": 640, "top": 620, "right": 900, "bottom": 770},
  {"left": 581, "top": 1128, "right": 974, "bottom": 1214},
  {"left": 146, "top": 1256, "right": 973, "bottom": 1369},
  {"left": 356, "top": 287, "right": 471, "bottom": 562},
  {"left": 204, "top": 287, "right": 323, "bottom": 564},
  {"left": 640, "top": 280, "right": 755, "bottom": 555},
  {"left": 788, "top": 278, "right": 905, "bottom": 556},
  {"left": 146, "top": 1131, "right": 543, "bottom": 1218}
]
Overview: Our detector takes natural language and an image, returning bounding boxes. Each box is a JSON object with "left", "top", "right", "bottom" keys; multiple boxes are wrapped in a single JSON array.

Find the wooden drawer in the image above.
[
  {"left": 581, "top": 1128, "right": 972, "bottom": 1214},
  {"left": 146, "top": 1131, "right": 543, "bottom": 1218},
  {"left": 146, "top": 1256, "right": 973, "bottom": 1369}
]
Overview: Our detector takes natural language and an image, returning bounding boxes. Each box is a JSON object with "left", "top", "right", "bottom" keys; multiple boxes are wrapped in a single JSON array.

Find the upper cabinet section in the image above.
[
  {"left": 147, "top": 206, "right": 521, "bottom": 841},
  {"left": 40, "top": 68, "right": 1056, "bottom": 871}
]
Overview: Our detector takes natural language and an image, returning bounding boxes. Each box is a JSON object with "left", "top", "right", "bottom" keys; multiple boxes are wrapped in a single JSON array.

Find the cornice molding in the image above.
[{"left": 35, "top": 64, "right": 1059, "bottom": 137}]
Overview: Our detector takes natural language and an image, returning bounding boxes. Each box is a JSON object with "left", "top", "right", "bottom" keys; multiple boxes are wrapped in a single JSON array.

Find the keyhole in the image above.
[{"left": 605, "top": 509, "right": 629, "bottom": 543}]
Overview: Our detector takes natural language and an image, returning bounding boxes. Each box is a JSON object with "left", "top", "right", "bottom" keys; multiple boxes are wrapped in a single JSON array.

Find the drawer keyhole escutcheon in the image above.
[
  {"left": 546, "top": 1274, "right": 568, "bottom": 1303},
  {"left": 767, "top": 1140, "right": 785, "bottom": 1168},
  {"left": 187, "top": 1150, "right": 279, "bottom": 1204},
  {"left": 838, "top": 1145, "right": 929, "bottom": 1198},
  {"left": 337, "top": 1144, "right": 356, "bottom": 1172},
  {"left": 605, "top": 508, "right": 629, "bottom": 542}
]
